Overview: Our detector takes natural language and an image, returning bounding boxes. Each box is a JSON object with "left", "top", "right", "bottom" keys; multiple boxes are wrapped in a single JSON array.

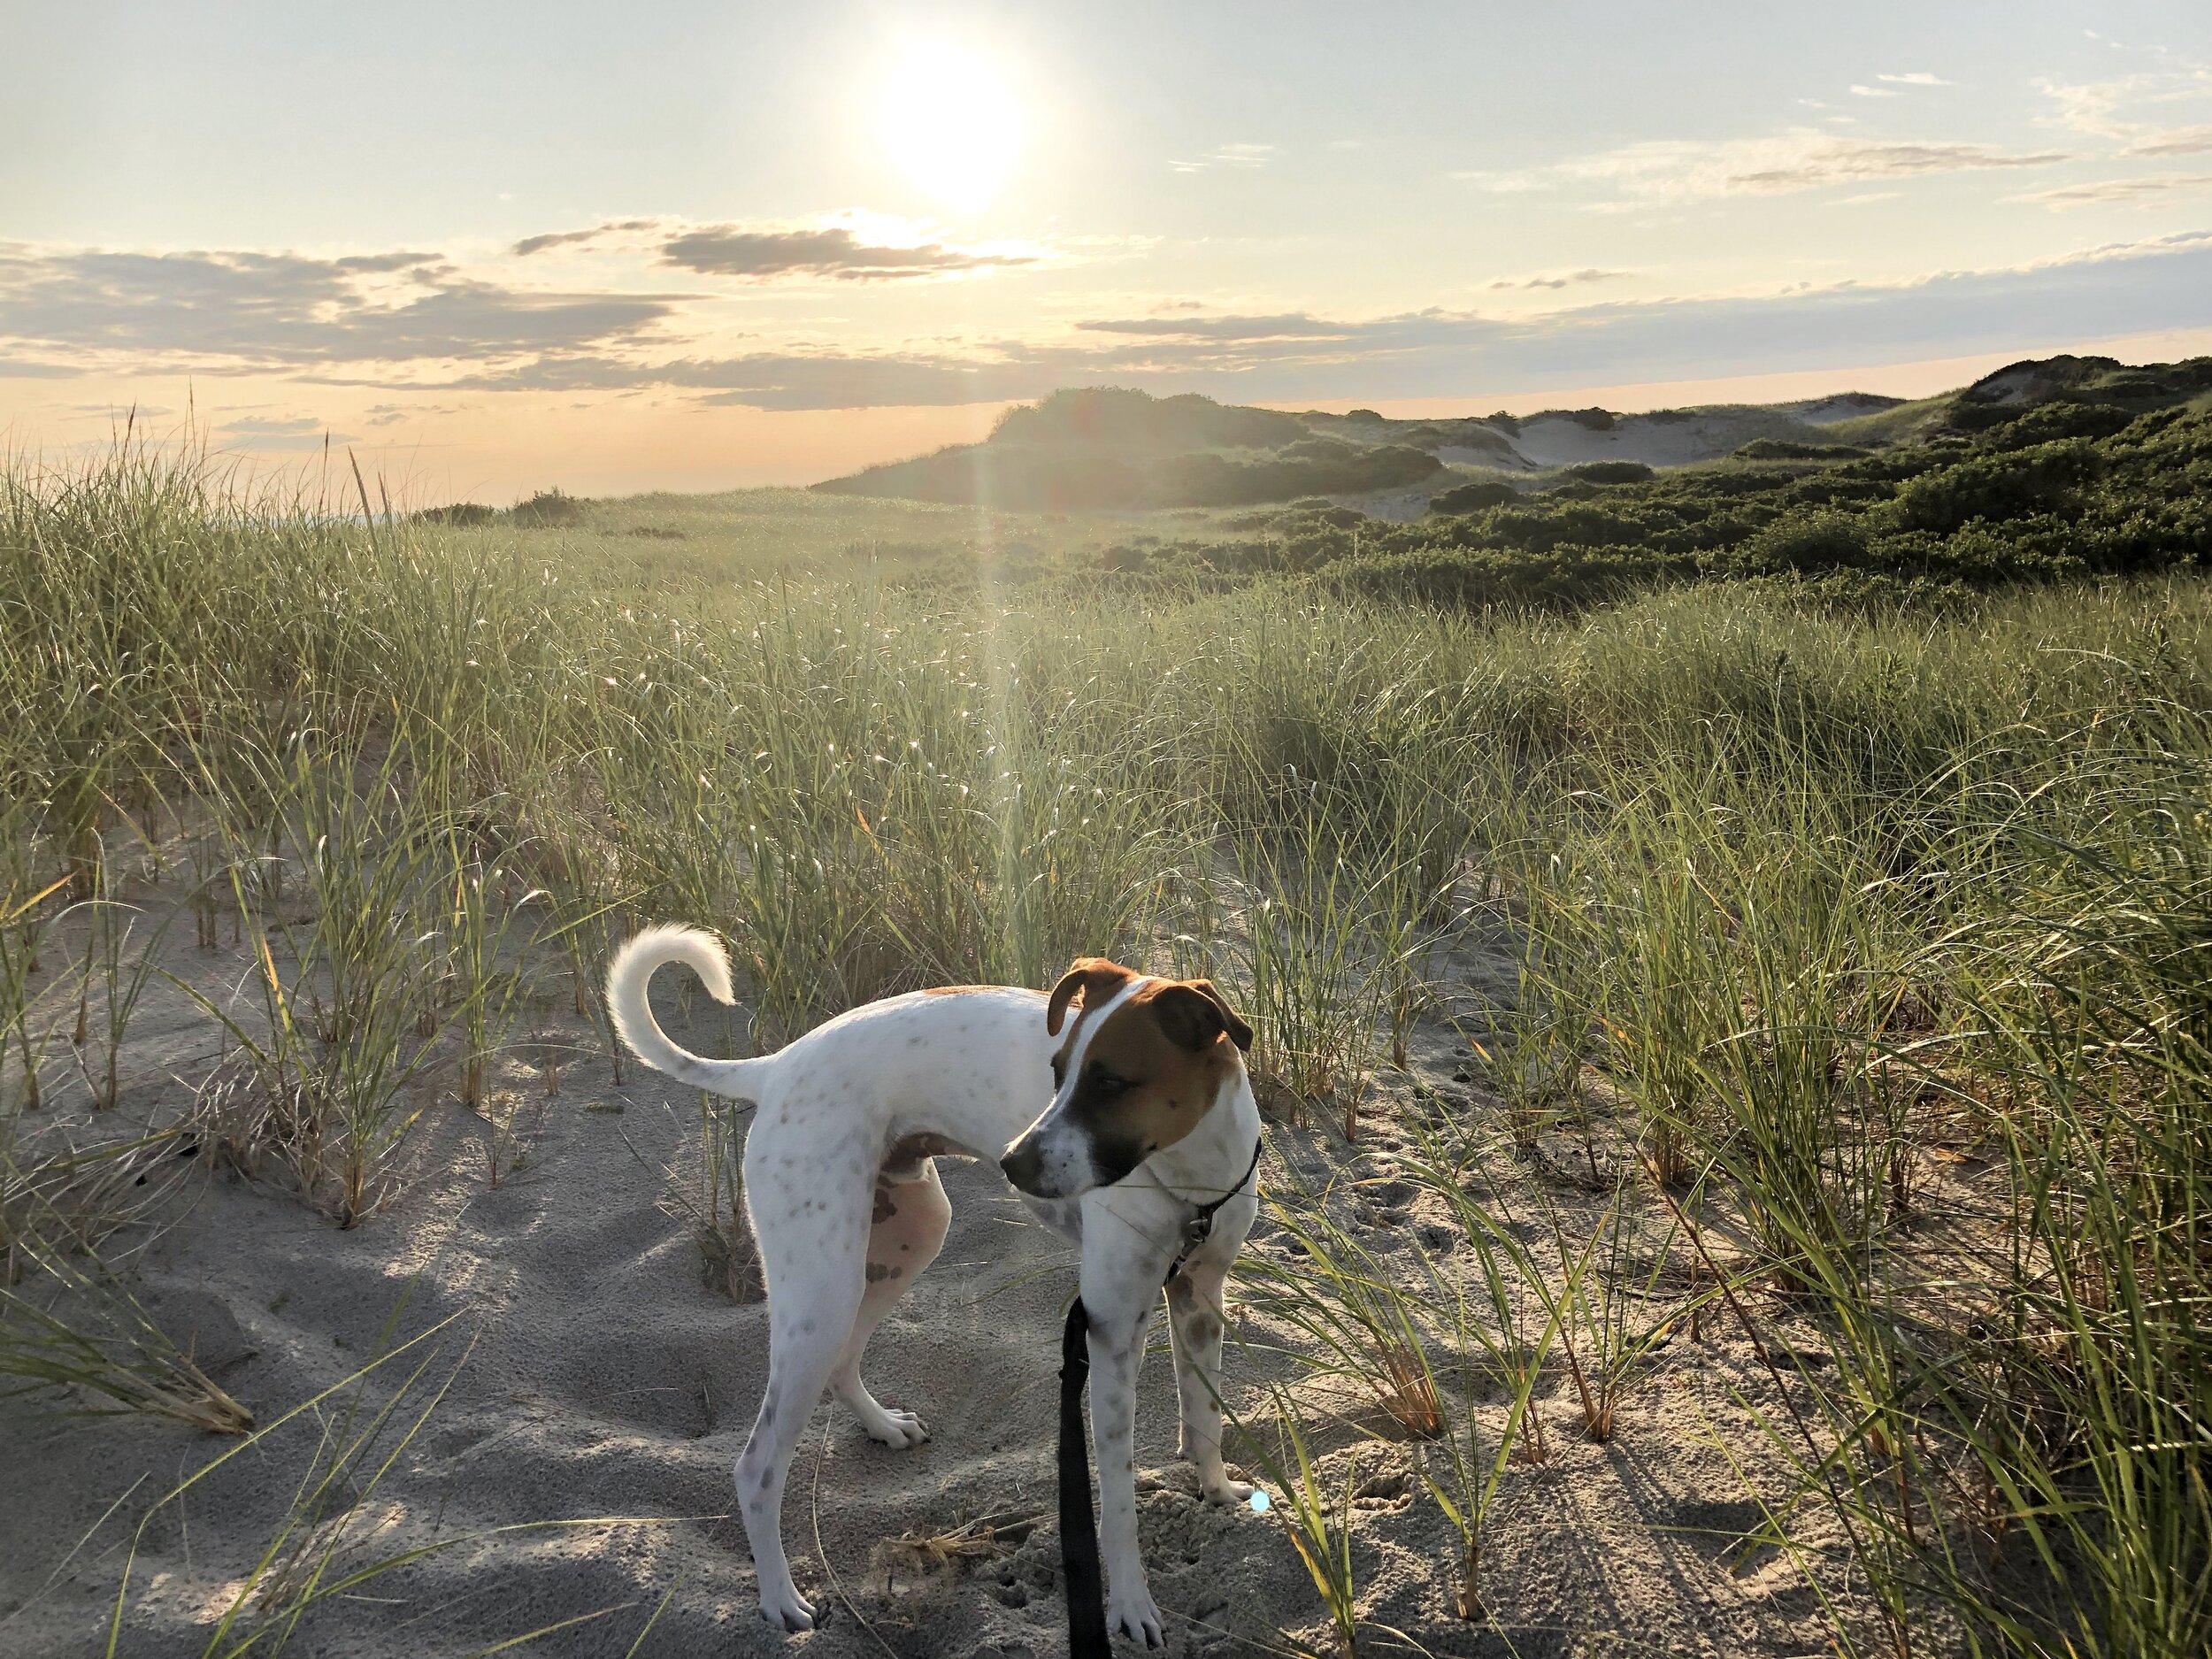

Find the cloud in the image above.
[
  {"left": 1848, "top": 86, "right": 1900, "bottom": 99},
  {"left": 511, "top": 219, "right": 660, "bottom": 257},
  {"left": 449, "top": 350, "right": 1078, "bottom": 411},
  {"left": 1485, "top": 268, "right": 1629, "bottom": 290},
  {"left": 12, "top": 224, "right": 2208, "bottom": 420},
  {"left": 2016, "top": 174, "right": 2212, "bottom": 209},
  {"left": 1469, "top": 132, "right": 2069, "bottom": 202},
  {"left": 1878, "top": 73, "right": 1954, "bottom": 87},
  {"left": 431, "top": 231, "right": 2212, "bottom": 411},
  {"left": 1073, "top": 314, "right": 1350, "bottom": 342},
  {"left": 218, "top": 413, "right": 353, "bottom": 449},
  {"left": 0, "top": 244, "right": 675, "bottom": 370},
  {"left": 362, "top": 400, "right": 470, "bottom": 426},
  {"left": 2124, "top": 123, "right": 2212, "bottom": 157},
  {"left": 662, "top": 224, "right": 1037, "bottom": 280},
  {"left": 219, "top": 414, "right": 323, "bottom": 435},
  {"left": 514, "top": 215, "right": 1044, "bottom": 280},
  {"left": 1169, "top": 143, "right": 1275, "bottom": 174},
  {"left": 2038, "top": 70, "right": 2212, "bottom": 139}
]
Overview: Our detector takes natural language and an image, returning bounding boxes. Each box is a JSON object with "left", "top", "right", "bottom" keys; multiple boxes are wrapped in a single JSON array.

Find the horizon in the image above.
[{"left": 5, "top": 2, "right": 2212, "bottom": 501}]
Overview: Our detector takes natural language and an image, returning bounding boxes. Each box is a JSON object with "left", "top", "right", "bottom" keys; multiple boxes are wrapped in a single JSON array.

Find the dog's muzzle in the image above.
[
  {"left": 1002, "top": 1120, "right": 1102, "bottom": 1200},
  {"left": 1000, "top": 1139, "right": 1051, "bottom": 1195}
]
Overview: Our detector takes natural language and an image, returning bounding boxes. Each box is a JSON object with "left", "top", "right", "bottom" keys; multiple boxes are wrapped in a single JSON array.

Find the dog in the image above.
[{"left": 606, "top": 926, "right": 1263, "bottom": 1645}]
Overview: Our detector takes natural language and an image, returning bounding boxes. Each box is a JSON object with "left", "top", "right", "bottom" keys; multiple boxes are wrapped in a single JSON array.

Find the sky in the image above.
[{"left": 3, "top": 1, "right": 2211, "bottom": 502}]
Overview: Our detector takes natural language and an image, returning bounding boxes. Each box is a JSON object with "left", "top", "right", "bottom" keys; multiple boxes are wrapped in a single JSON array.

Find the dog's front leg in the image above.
[
  {"left": 1168, "top": 1256, "right": 1254, "bottom": 1505},
  {"left": 1081, "top": 1264, "right": 1165, "bottom": 1647}
]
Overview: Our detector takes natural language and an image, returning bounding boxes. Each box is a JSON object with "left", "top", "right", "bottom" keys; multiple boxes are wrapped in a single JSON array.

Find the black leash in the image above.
[
  {"left": 1059, "top": 1139, "right": 1263, "bottom": 1655},
  {"left": 1058, "top": 1299, "right": 1112, "bottom": 1659}
]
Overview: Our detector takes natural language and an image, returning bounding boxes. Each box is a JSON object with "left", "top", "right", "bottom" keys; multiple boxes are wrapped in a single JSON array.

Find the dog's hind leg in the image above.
[
  {"left": 831, "top": 1160, "right": 950, "bottom": 1448},
  {"left": 733, "top": 1148, "right": 872, "bottom": 1634}
]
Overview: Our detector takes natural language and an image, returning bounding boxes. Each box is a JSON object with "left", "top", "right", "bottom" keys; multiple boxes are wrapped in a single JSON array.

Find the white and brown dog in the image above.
[{"left": 606, "top": 926, "right": 1263, "bottom": 1645}]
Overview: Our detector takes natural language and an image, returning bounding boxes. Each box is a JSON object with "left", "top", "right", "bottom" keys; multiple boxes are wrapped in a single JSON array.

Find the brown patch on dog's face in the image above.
[{"left": 1035, "top": 973, "right": 1253, "bottom": 1189}]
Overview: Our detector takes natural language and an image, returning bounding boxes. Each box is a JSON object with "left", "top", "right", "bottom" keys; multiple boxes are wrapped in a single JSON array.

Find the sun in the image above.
[{"left": 879, "top": 42, "right": 1022, "bottom": 214}]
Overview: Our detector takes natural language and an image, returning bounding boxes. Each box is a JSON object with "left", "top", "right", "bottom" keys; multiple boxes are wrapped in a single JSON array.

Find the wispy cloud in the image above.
[
  {"left": 218, "top": 413, "right": 353, "bottom": 449},
  {"left": 2036, "top": 69, "right": 2212, "bottom": 139},
  {"left": 1847, "top": 85, "right": 1900, "bottom": 99},
  {"left": 447, "top": 350, "right": 1078, "bottom": 411},
  {"left": 2015, "top": 173, "right": 2212, "bottom": 209},
  {"left": 9, "top": 227, "right": 2209, "bottom": 417},
  {"left": 2123, "top": 123, "right": 2212, "bottom": 157},
  {"left": 511, "top": 219, "right": 662, "bottom": 257},
  {"left": 1073, "top": 313, "right": 1348, "bottom": 342},
  {"left": 1470, "top": 131, "right": 2070, "bottom": 203},
  {"left": 1485, "top": 268, "right": 1630, "bottom": 290},
  {"left": 0, "top": 244, "right": 675, "bottom": 370},
  {"left": 441, "top": 231, "right": 2212, "bottom": 410},
  {"left": 515, "top": 214, "right": 1046, "bottom": 281},
  {"left": 1168, "top": 142, "right": 1276, "bottom": 174},
  {"left": 1878, "top": 73, "right": 1954, "bottom": 88}
]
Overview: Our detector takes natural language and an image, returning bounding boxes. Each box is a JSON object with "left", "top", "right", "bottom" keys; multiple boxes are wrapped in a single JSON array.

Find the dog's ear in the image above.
[
  {"left": 1151, "top": 979, "right": 1255, "bottom": 1053},
  {"left": 1047, "top": 957, "right": 1136, "bottom": 1036}
]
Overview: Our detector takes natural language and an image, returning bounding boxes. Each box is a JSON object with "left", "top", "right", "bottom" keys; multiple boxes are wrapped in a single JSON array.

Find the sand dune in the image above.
[{"left": 4, "top": 918, "right": 1885, "bottom": 1657}]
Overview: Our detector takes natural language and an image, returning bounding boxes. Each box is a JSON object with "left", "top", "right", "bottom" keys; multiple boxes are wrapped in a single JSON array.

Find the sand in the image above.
[{"left": 2, "top": 903, "right": 1895, "bottom": 1658}]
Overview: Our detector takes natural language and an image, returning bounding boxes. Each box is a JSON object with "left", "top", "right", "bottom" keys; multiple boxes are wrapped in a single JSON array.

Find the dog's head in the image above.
[{"left": 999, "top": 956, "right": 1253, "bottom": 1200}]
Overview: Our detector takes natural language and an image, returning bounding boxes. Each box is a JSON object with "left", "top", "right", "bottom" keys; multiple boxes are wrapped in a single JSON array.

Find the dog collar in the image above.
[{"left": 1162, "top": 1136, "right": 1263, "bottom": 1287}]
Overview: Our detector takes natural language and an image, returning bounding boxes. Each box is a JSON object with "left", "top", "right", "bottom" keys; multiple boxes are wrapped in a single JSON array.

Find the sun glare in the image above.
[{"left": 879, "top": 42, "right": 1022, "bottom": 213}]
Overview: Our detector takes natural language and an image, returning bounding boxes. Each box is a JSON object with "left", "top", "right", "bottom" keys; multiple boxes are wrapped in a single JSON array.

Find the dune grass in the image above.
[{"left": 2, "top": 435, "right": 2208, "bottom": 1655}]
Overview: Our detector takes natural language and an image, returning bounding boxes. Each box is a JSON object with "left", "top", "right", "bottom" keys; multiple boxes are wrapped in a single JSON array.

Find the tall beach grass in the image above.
[{"left": 1, "top": 435, "right": 2207, "bottom": 1655}]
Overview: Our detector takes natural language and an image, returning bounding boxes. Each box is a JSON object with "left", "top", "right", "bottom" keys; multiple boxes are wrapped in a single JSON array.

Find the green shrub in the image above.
[
  {"left": 1887, "top": 440, "right": 2102, "bottom": 534},
  {"left": 1733, "top": 508, "right": 1873, "bottom": 572},
  {"left": 1427, "top": 480, "right": 1521, "bottom": 515},
  {"left": 1154, "top": 438, "right": 1440, "bottom": 506},
  {"left": 508, "top": 489, "right": 587, "bottom": 526},
  {"left": 1981, "top": 399, "right": 2138, "bottom": 451},
  {"left": 410, "top": 503, "right": 496, "bottom": 527},
  {"left": 1563, "top": 460, "right": 1654, "bottom": 485},
  {"left": 1732, "top": 438, "right": 1871, "bottom": 461}
]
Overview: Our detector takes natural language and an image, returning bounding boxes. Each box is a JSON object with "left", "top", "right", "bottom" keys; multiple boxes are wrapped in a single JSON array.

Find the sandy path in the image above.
[{"left": 3, "top": 921, "right": 1897, "bottom": 1657}]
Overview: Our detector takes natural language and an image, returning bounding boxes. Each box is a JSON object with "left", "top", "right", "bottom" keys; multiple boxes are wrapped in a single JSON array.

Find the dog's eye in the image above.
[
  {"left": 1050, "top": 1055, "right": 1065, "bottom": 1087},
  {"left": 1090, "top": 1066, "right": 1133, "bottom": 1095}
]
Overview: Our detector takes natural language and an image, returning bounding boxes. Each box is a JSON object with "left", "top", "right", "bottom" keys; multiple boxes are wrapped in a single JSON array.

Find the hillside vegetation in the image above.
[
  {"left": 808, "top": 356, "right": 2212, "bottom": 539},
  {"left": 1138, "top": 398, "right": 2212, "bottom": 609}
]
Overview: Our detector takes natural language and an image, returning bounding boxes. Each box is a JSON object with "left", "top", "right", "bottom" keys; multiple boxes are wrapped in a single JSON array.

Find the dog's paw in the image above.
[
  {"left": 1109, "top": 1588, "right": 1166, "bottom": 1647},
  {"left": 1201, "top": 1471, "right": 1256, "bottom": 1506},
  {"left": 862, "top": 1406, "right": 930, "bottom": 1448},
  {"left": 757, "top": 1587, "right": 816, "bottom": 1632}
]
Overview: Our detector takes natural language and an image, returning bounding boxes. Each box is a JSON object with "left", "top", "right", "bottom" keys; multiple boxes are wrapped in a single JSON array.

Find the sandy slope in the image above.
[{"left": 3, "top": 913, "right": 1894, "bottom": 1658}]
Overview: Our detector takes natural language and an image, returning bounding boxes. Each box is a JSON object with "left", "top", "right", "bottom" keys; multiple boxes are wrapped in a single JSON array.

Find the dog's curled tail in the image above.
[{"left": 605, "top": 924, "right": 773, "bottom": 1100}]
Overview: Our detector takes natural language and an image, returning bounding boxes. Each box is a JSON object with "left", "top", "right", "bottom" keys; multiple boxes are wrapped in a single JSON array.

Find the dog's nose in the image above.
[{"left": 1001, "top": 1141, "right": 1045, "bottom": 1194}]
